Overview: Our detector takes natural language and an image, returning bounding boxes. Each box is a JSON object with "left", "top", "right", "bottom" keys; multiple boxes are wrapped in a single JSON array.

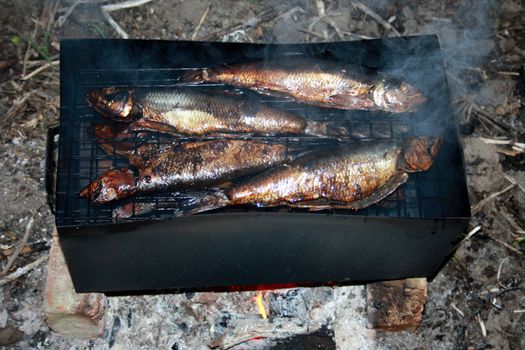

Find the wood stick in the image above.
[
  {"left": 504, "top": 174, "right": 525, "bottom": 194},
  {"left": 488, "top": 234, "right": 523, "bottom": 256},
  {"left": 315, "top": 0, "right": 328, "bottom": 39},
  {"left": 22, "top": 21, "right": 39, "bottom": 77},
  {"left": 471, "top": 184, "right": 515, "bottom": 214},
  {"left": 476, "top": 314, "right": 487, "bottom": 338},
  {"left": 102, "top": 0, "right": 154, "bottom": 12},
  {"left": 452, "top": 225, "right": 482, "bottom": 252},
  {"left": 481, "top": 137, "right": 525, "bottom": 149},
  {"left": 497, "top": 71, "right": 520, "bottom": 76},
  {"left": 2, "top": 241, "right": 49, "bottom": 257},
  {"left": 496, "top": 208, "right": 524, "bottom": 234},
  {"left": 191, "top": 6, "right": 210, "bottom": 40},
  {"left": 298, "top": 28, "right": 327, "bottom": 40},
  {"left": 315, "top": 0, "right": 325, "bottom": 17},
  {"left": 324, "top": 16, "right": 345, "bottom": 40},
  {"left": 21, "top": 60, "right": 59, "bottom": 80},
  {"left": 1, "top": 218, "right": 34, "bottom": 276},
  {"left": 351, "top": 0, "right": 401, "bottom": 36},
  {"left": 0, "top": 255, "right": 46, "bottom": 287},
  {"left": 101, "top": 9, "right": 129, "bottom": 39},
  {"left": 270, "top": 6, "right": 305, "bottom": 24}
]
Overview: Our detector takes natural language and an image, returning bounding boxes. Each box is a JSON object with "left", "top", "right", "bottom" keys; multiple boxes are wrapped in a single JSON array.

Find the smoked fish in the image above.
[
  {"left": 184, "top": 137, "right": 442, "bottom": 214},
  {"left": 86, "top": 87, "right": 348, "bottom": 138},
  {"left": 186, "top": 58, "right": 427, "bottom": 113},
  {"left": 80, "top": 139, "right": 289, "bottom": 205}
]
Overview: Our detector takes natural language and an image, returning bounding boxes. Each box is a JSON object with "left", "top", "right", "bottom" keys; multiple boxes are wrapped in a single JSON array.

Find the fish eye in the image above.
[{"left": 107, "top": 91, "right": 128, "bottom": 104}]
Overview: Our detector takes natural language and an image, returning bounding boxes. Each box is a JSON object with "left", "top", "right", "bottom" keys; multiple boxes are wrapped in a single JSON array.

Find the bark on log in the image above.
[{"left": 366, "top": 278, "right": 427, "bottom": 332}]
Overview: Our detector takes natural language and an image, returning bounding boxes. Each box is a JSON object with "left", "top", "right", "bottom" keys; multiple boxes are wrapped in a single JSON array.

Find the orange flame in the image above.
[{"left": 255, "top": 291, "right": 268, "bottom": 319}]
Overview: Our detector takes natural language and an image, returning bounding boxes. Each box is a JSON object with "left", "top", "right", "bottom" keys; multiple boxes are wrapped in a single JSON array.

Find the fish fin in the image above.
[
  {"left": 94, "top": 124, "right": 146, "bottom": 157},
  {"left": 304, "top": 121, "right": 349, "bottom": 139},
  {"left": 210, "top": 88, "right": 245, "bottom": 97},
  {"left": 97, "top": 141, "right": 135, "bottom": 158},
  {"left": 177, "top": 191, "right": 230, "bottom": 216},
  {"left": 181, "top": 68, "right": 211, "bottom": 84},
  {"left": 347, "top": 172, "right": 409, "bottom": 209},
  {"left": 328, "top": 94, "right": 375, "bottom": 110},
  {"left": 128, "top": 118, "right": 182, "bottom": 136}
]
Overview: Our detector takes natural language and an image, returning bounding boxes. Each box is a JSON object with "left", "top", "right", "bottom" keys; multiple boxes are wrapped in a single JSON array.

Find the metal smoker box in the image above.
[{"left": 54, "top": 35, "right": 471, "bottom": 293}]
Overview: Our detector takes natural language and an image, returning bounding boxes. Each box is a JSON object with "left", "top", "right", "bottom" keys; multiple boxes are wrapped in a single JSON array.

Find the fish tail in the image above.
[
  {"left": 177, "top": 191, "right": 230, "bottom": 216},
  {"left": 304, "top": 121, "right": 350, "bottom": 139},
  {"left": 181, "top": 68, "right": 211, "bottom": 84}
]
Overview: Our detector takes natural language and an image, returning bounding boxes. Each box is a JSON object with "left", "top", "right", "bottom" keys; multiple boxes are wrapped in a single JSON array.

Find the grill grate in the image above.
[{"left": 56, "top": 37, "right": 470, "bottom": 227}]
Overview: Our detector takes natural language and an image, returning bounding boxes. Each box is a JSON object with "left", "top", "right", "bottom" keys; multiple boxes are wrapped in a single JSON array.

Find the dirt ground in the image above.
[{"left": 0, "top": 0, "right": 524, "bottom": 349}]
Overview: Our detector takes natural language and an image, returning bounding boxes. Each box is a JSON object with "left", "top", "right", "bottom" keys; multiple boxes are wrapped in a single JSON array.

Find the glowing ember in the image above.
[{"left": 255, "top": 291, "right": 268, "bottom": 319}]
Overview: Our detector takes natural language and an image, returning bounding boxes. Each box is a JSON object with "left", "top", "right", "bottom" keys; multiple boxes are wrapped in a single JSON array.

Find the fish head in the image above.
[
  {"left": 402, "top": 137, "right": 442, "bottom": 172},
  {"left": 373, "top": 79, "right": 427, "bottom": 113},
  {"left": 80, "top": 168, "right": 136, "bottom": 205},
  {"left": 86, "top": 87, "right": 135, "bottom": 121}
]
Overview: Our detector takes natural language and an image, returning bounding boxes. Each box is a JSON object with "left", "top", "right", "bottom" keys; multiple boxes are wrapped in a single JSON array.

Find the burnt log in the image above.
[{"left": 366, "top": 278, "right": 428, "bottom": 331}]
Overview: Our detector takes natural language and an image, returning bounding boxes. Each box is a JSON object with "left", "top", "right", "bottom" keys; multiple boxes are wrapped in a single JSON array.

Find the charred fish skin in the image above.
[
  {"left": 185, "top": 137, "right": 442, "bottom": 214},
  {"left": 134, "top": 140, "right": 288, "bottom": 192},
  {"left": 80, "top": 140, "right": 289, "bottom": 205},
  {"left": 86, "top": 88, "right": 348, "bottom": 138},
  {"left": 188, "top": 58, "right": 427, "bottom": 113}
]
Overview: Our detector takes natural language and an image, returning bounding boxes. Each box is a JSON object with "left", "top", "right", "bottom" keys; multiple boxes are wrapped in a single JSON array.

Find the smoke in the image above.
[{"left": 417, "top": 0, "right": 496, "bottom": 98}]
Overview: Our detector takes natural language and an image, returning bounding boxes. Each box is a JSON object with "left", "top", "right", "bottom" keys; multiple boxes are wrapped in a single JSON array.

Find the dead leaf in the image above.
[{"left": 0, "top": 326, "right": 25, "bottom": 346}]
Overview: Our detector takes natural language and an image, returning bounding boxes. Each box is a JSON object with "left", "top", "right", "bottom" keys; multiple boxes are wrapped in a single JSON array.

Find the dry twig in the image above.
[
  {"left": 102, "top": 0, "right": 153, "bottom": 12},
  {"left": 270, "top": 6, "right": 305, "bottom": 25},
  {"left": 450, "top": 302, "right": 465, "bottom": 317},
  {"left": 21, "top": 60, "right": 59, "bottom": 80},
  {"left": 351, "top": 0, "right": 401, "bottom": 36},
  {"left": 471, "top": 184, "right": 515, "bottom": 214},
  {"left": 315, "top": 0, "right": 328, "bottom": 39},
  {"left": 101, "top": 9, "right": 129, "bottom": 39},
  {"left": 497, "top": 71, "right": 520, "bottom": 76},
  {"left": 1, "top": 241, "right": 48, "bottom": 257},
  {"left": 191, "top": 6, "right": 210, "bottom": 40},
  {"left": 58, "top": 0, "right": 107, "bottom": 26},
  {"left": 0, "top": 255, "right": 47, "bottom": 287},
  {"left": 488, "top": 234, "right": 524, "bottom": 256},
  {"left": 496, "top": 257, "right": 510, "bottom": 286},
  {"left": 481, "top": 138, "right": 525, "bottom": 154},
  {"left": 100, "top": 0, "right": 154, "bottom": 39},
  {"left": 453, "top": 226, "right": 481, "bottom": 252},
  {"left": 495, "top": 208, "right": 524, "bottom": 235},
  {"left": 323, "top": 16, "right": 345, "bottom": 40},
  {"left": 1, "top": 218, "right": 34, "bottom": 276},
  {"left": 473, "top": 107, "right": 508, "bottom": 134},
  {"left": 504, "top": 174, "right": 525, "bottom": 194},
  {"left": 298, "top": 28, "right": 328, "bottom": 40},
  {"left": 21, "top": 21, "right": 39, "bottom": 77},
  {"left": 476, "top": 314, "right": 487, "bottom": 338}
]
